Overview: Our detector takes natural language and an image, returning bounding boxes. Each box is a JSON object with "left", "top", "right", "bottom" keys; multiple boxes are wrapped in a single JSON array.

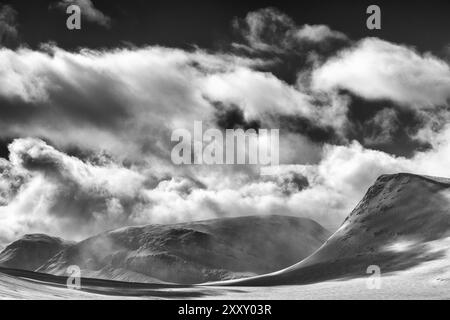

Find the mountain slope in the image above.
[
  {"left": 38, "top": 215, "right": 330, "bottom": 284},
  {"left": 225, "top": 173, "right": 450, "bottom": 286},
  {"left": 0, "top": 234, "right": 72, "bottom": 271}
]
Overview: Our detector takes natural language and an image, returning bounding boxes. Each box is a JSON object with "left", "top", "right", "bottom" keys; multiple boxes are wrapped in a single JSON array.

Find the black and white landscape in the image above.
[{"left": 0, "top": 0, "right": 450, "bottom": 300}]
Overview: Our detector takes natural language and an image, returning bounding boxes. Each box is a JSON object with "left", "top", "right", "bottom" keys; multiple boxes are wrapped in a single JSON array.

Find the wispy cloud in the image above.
[
  {"left": 233, "top": 7, "right": 348, "bottom": 53},
  {"left": 0, "top": 4, "right": 19, "bottom": 47}
]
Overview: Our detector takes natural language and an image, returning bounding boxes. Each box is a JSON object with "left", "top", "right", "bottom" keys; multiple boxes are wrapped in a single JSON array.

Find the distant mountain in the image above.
[
  {"left": 228, "top": 173, "right": 450, "bottom": 286},
  {"left": 36, "top": 215, "right": 330, "bottom": 284},
  {"left": 0, "top": 234, "right": 72, "bottom": 271}
]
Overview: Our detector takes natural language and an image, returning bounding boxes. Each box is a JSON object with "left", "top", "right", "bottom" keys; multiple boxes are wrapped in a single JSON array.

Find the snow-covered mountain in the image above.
[
  {"left": 0, "top": 215, "right": 330, "bottom": 284},
  {"left": 0, "top": 234, "right": 72, "bottom": 271},
  {"left": 224, "top": 173, "right": 450, "bottom": 286}
]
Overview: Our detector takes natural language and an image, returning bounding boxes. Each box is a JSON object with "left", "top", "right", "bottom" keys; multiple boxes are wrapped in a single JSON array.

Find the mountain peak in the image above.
[
  {"left": 17, "top": 234, "right": 65, "bottom": 243},
  {"left": 375, "top": 172, "right": 450, "bottom": 186}
]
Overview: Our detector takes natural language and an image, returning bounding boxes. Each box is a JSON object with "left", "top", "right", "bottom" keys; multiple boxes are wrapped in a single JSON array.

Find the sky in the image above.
[{"left": 0, "top": 0, "right": 449, "bottom": 245}]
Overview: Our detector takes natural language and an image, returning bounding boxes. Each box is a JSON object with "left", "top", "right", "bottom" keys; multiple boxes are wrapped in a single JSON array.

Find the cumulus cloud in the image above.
[
  {"left": 0, "top": 138, "right": 329, "bottom": 242},
  {"left": 1, "top": 8, "right": 450, "bottom": 247},
  {"left": 54, "top": 0, "right": 111, "bottom": 28},
  {"left": 8, "top": 138, "right": 145, "bottom": 199},
  {"left": 0, "top": 44, "right": 349, "bottom": 164},
  {"left": 0, "top": 45, "right": 217, "bottom": 159},
  {"left": 2, "top": 125, "right": 450, "bottom": 245},
  {"left": 0, "top": 4, "right": 19, "bottom": 47},
  {"left": 312, "top": 38, "right": 450, "bottom": 108},
  {"left": 0, "top": 138, "right": 146, "bottom": 238}
]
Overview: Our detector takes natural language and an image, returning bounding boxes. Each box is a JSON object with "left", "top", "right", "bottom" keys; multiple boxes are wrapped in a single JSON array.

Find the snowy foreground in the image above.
[{"left": 1, "top": 241, "right": 449, "bottom": 300}]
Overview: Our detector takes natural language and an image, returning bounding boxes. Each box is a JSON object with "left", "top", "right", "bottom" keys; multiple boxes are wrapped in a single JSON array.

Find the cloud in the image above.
[
  {"left": 0, "top": 44, "right": 348, "bottom": 164},
  {"left": 1, "top": 120, "right": 450, "bottom": 245},
  {"left": 54, "top": 0, "right": 111, "bottom": 28},
  {"left": 312, "top": 38, "right": 450, "bottom": 108},
  {"left": 293, "top": 24, "right": 348, "bottom": 43},
  {"left": 0, "top": 138, "right": 324, "bottom": 242},
  {"left": 1, "top": 123, "right": 449, "bottom": 244},
  {"left": 362, "top": 108, "right": 400, "bottom": 145},
  {"left": 233, "top": 7, "right": 348, "bottom": 53},
  {"left": 0, "top": 138, "right": 147, "bottom": 241},
  {"left": 0, "top": 157, "right": 26, "bottom": 206},
  {"left": 2, "top": 9, "right": 450, "bottom": 247},
  {"left": 0, "top": 4, "right": 19, "bottom": 47},
  {"left": 0, "top": 45, "right": 215, "bottom": 160}
]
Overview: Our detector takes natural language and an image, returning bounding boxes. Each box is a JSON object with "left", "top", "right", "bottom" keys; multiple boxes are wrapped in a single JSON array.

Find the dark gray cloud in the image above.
[
  {"left": 233, "top": 7, "right": 348, "bottom": 54},
  {"left": 0, "top": 4, "right": 19, "bottom": 47},
  {"left": 213, "top": 101, "right": 261, "bottom": 131},
  {"left": 276, "top": 114, "right": 340, "bottom": 144},
  {"left": 342, "top": 92, "right": 432, "bottom": 157},
  {"left": 231, "top": 7, "right": 350, "bottom": 85}
]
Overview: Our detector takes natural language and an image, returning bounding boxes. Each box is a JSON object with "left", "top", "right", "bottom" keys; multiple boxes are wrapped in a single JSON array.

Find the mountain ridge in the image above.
[
  {"left": 0, "top": 215, "right": 330, "bottom": 284},
  {"left": 0, "top": 234, "right": 73, "bottom": 271},
  {"left": 216, "top": 173, "right": 450, "bottom": 286}
]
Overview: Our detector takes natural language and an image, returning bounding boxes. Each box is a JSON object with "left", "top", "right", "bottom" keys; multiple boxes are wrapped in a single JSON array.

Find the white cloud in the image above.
[
  {"left": 0, "top": 138, "right": 318, "bottom": 243},
  {"left": 0, "top": 44, "right": 346, "bottom": 163},
  {"left": 1, "top": 119, "right": 450, "bottom": 245},
  {"left": 312, "top": 38, "right": 450, "bottom": 108},
  {"left": 0, "top": 138, "right": 147, "bottom": 241},
  {"left": 201, "top": 67, "right": 314, "bottom": 119},
  {"left": 294, "top": 24, "right": 347, "bottom": 43},
  {"left": 1, "top": 9, "right": 450, "bottom": 247}
]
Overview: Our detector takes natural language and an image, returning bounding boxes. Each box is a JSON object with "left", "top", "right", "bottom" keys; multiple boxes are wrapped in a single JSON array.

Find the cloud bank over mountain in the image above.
[{"left": 0, "top": 7, "right": 449, "bottom": 245}]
